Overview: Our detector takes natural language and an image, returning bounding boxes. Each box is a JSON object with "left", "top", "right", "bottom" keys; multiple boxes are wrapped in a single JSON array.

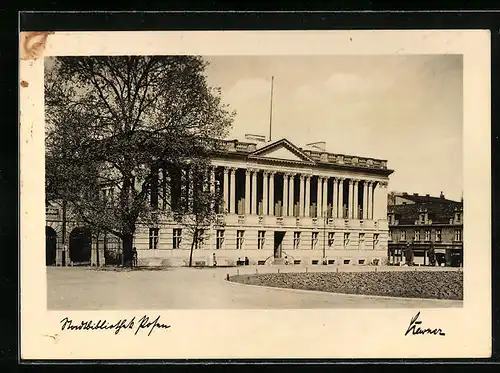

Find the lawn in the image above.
[{"left": 229, "top": 270, "right": 463, "bottom": 300}]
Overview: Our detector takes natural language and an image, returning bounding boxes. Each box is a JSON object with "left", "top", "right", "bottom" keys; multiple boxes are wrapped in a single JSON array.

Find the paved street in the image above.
[{"left": 47, "top": 265, "right": 463, "bottom": 310}]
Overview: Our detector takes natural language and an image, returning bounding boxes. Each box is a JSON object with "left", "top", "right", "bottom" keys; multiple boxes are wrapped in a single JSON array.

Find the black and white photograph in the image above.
[
  {"left": 44, "top": 54, "right": 464, "bottom": 310},
  {"left": 20, "top": 30, "right": 491, "bottom": 359}
]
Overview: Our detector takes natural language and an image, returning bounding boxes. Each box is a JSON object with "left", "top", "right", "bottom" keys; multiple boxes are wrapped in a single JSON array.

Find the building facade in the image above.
[
  {"left": 46, "top": 135, "right": 394, "bottom": 267},
  {"left": 387, "top": 192, "right": 463, "bottom": 267}
]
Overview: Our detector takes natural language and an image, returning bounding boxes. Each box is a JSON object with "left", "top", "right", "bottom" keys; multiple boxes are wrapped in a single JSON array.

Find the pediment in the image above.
[{"left": 249, "top": 139, "right": 315, "bottom": 164}]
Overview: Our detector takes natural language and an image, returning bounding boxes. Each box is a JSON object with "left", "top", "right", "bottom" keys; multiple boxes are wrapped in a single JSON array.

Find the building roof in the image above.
[
  {"left": 388, "top": 193, "right": 462, "bottom": 225},
  {"left": 216, "top": 137, "right": 393, "bottom": 174}
]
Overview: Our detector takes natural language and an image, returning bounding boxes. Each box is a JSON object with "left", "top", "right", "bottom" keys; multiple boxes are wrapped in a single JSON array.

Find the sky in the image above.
[{"left": 203, "top": 55, "right": 463, "bottom": 201}]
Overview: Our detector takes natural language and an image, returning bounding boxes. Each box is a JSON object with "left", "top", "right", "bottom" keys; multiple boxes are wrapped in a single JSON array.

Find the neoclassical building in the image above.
[
  {"left": 46, "top": 134, "right": 394, "bottom": 267},
  {"left": 133, "top": 134, "right": 393, "bottom": 267}
]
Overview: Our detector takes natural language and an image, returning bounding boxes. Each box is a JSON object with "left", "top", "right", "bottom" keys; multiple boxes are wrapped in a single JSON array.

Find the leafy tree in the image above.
[{"left": 45, "top": 56, "right": 234, "bottom": 267}]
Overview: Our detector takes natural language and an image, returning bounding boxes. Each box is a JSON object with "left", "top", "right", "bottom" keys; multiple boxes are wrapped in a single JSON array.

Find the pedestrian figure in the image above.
[
  {"left": 213, "top": 253, "right": 217, "bottom": 267},
  {"left": 132, "top": 247, "right": 138, "bottom": 268},
  {"left": 244, "top": 256, "right": 249, "bottom": 266}
]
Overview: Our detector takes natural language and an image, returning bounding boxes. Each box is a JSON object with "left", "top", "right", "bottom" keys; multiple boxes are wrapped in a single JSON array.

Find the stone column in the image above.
[
  {"left": 353, "top": 179, "right": 359, "bottom": 219},
  {"left": 348, "top": 179, "right": 354, "bottom": 219},
  {"left": 305, "top": 175, "right": 311, "bottom": 217},
  {"left": 322, "top": 176, "right": 328, "bottom": 218},
  {"left": 245, "top": 169, "right": 251, "bottom": 215},
  {"left": 338, "top": 178, "right": 344, "bottom": 218},
  {"left": 362, "top": 181, "right": 368, "bottom": 220},
  {"left": 379, "top": 182, "right": 388, "bottom": 220},
  {"left": 299, "top": 174, "right": 305, "bottom": 217},
  {"left": 269, "top": 172, "right": 275, "bottom": 216},
  {"left": 251, "top": 169, "right": 258, "bottom": 215},
  {"left": 262, "top": 171, "right": 269, "bottom": 216},
  {"left": 223, "top": 167, "right": 229, "bottom": 213},
  {"left": 317, "top": 176, "right": 322, "bottom": 218},
  {"left": 333, "top": 178, "right": 339, "bottom": 218},
  {"left": 367, "top": 181, "right": 373, "bottom": 220},
  {"left": 283, "top": 173, "right": 289, "bottom": 217},
  {"left": 288, "top": 173, "right": 295, "bottom": 217},
  {"left": 209, "top": 166, "right": 216, "bottom": 211},
  {"left": 230, "top": 167, "right": 236, "bottom": 214}
]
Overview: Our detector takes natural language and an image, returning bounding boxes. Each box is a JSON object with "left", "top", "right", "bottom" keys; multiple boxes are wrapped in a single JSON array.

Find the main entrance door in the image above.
[{"left": 274, "top": 231, "right": 285, "bottom": 259}]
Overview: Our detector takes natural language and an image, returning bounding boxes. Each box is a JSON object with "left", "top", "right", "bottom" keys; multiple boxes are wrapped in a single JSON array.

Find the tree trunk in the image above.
[
  {"left": 189, "top": 229, "right": 197, "bottom": 267},
  {"left": 122, "top": 233, "right": 134, "bottom": 268}
]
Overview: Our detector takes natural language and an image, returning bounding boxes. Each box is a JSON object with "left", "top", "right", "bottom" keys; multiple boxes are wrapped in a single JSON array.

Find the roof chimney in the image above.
[
  {"left": 402, "top": 192, "right": 408, "bottom": 196},
  {"left": 440, "top": 191, "right": 445, "bottom": 199},
  {"left": 413, "top": 193, "right": 418, "bottom": 196},
  {"left": 244, "top": 134, "right": 266, "bottom": 143},
  {"left": 305, "top": 141, "right": 326, "bottom": 151}
]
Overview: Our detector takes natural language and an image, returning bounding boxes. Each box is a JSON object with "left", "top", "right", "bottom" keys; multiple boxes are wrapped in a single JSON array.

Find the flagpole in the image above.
[{"left": 269, "top": 76, "right": 274, "bottom": 142}]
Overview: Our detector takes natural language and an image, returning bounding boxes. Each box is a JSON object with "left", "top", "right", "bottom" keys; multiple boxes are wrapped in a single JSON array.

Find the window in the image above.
[
  {"left": 388, "top": 230, "right": 392, "bottom": 241},
  {"left": 344, "top": 233, "right": 350, "bottom": 247},
  {"left": 414, "top": 230, "right": 420, "bottom": 241},
  {"left": 216, "top": 230, "right": 224, "bottom": 250},
  {"left": 373, "top": 233, "right": 379, "bottom": 249},
  {"left": 425, "top": 230, "right": 431, "bottom": 241},
  {"left": 455, "top": 229, "right": 462, "bottom": 242},
  {"left": 293, "top": 231, "right": 301, "bottom": 249},
  {"left": 328, "top": 232, "right": 335, "bottom": 248},
  {"left": 456, "top": 213, "right": 461, "bottom": 223},
  {"left": 236, "top": 230, "right": 245, "bottom": 250},
  {"left": 401, "top": 230, "right": 407, "bottom": 241},
  {"left": 311, "top": 232, "right": 318, "bottom": 249},
  {"left": 258, "top": 231, "right": 265, "bottom": 250},
  {"left": 149, "top": 228, "right": 159, "bottom": 250},
  {"left": 359, "top": 233, "right": 365, "bottom": 249},
  {"left": 435, "top": 229, "right": 442, "bottom": 242},
  {"left": 420, "top": 214, "right": 425, "bottom": 224},
  {"left": 172, "top": 228, "right": 181, "bottom": 249},
  {"left": 196, "top": 229, "right": 205, "bottom": 249}
]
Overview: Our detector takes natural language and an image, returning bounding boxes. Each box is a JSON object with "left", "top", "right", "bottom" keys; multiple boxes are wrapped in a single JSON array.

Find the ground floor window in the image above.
[
  {"left": 173, "top": 228, "right": 182, "bottom": 249},
  {"left": 344, "top": 232, "right": 350, "bottom": 247},
  {"left": 359, "top": 233, "right": 365, "bottom": 249},
  {"left": 236, "top": 230, "right": 245, "bottom": 250},
  {"left": 197, "top": 229, "right": 205, "bottom": 249},
  {"left": 311, "top": 232, "right": 318, "bottom": 249},
  {"left": 149, "top": 228, "right": 159, "bottom": 250},
  {"left": 373, "top": 233, "right": 379, "bottom": 250},
  {"left": 328, "top": 232, "right": 335, "bottom": 248},
  {"left": 388, "top": 230, "right": 392, "bottom": 241},
  {"left": 293, "top": 231, "right": 301, "bottom": 249},
  {"left": 258, "top": 230, "right": 265, "bottom": 250},
  {"left": 216, "top": 229, "right": 225, "bottom": 250},
  {"left": 454, "top": 229, "right": 462, "bottom": 242}
]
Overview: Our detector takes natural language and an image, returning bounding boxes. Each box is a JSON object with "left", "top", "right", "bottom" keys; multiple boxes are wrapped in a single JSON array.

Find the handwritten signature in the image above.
[
  {"left": 60, "top": 315, "right": 171, "bottom": 336},
  {"left": 405, "top": 311, "right": 445, "bottom": 336}
]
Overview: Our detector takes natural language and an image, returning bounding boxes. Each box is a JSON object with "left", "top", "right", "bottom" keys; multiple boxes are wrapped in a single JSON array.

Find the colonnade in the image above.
[{"left": 216, "top": 166, "right": 387, "bottom": 220}]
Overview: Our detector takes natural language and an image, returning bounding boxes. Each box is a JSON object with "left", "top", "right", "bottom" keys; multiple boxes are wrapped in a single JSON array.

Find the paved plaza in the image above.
[{"left": 47, "top": 265, "right": 463, "bottom": 310}]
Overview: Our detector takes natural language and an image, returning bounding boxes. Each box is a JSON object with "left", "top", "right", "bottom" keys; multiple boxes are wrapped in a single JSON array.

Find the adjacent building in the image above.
[
  {"left": 46, "top": 134, "right": 394, "bottom": 267},
  {"left": 387, "top": 192, "right": 463, "bottom": 267}
]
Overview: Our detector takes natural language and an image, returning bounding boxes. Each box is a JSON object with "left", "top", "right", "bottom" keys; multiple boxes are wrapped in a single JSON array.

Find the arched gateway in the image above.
[
  {"left": 45, "top": 226, "right": 57, "bottom": 266},
  {"left": 69, "top": 227, "right": 92, "bottom": 264}
]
